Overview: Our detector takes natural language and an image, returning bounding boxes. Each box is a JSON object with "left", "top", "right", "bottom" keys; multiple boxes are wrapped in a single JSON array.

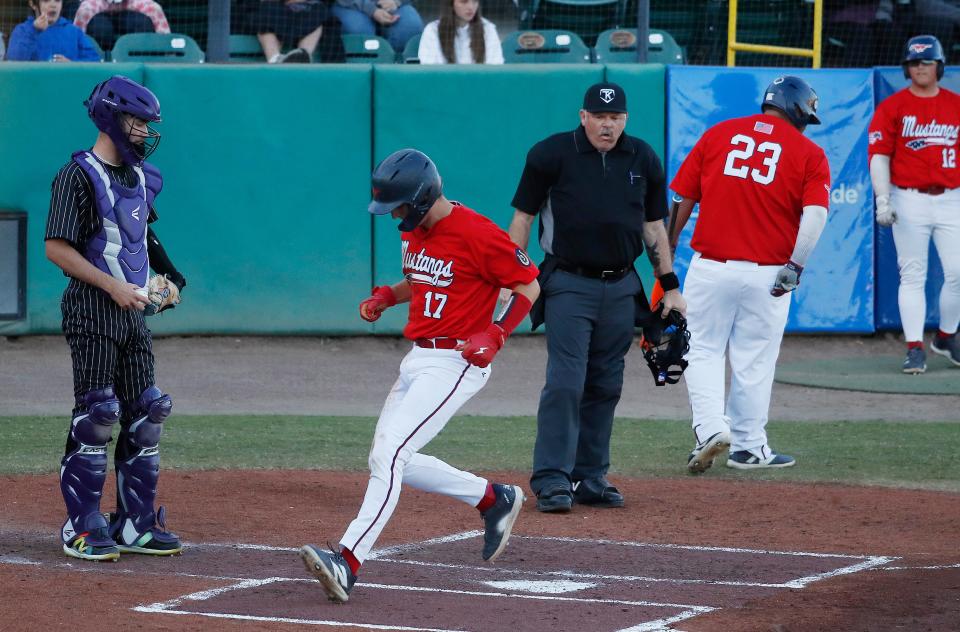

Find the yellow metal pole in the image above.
[
  {"left": 731, "top": 42, "right": 815, "bottom": 58},
  {"left": 812, "top": 0, "right": 823, "bottom": 68},
  {"left": 727, "top": 0, "right": 738, "bottom": 67}
]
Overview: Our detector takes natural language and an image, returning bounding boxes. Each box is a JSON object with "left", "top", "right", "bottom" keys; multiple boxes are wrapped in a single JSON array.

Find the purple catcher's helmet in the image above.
[{"left": 84, "top": 75, "right": 161, "bottom": 166}]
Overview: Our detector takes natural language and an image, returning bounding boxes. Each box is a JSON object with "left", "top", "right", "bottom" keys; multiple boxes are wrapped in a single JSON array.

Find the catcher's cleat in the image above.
[
  {"left": 931, "top": 335, "right": 960, "bottom": 366},
  {"left": 687, "top": 431, "right": 731, "bottom": 474},
  {"left": 481, "top": 484, "right": 525, "bottom": 562},
  {"left": 300, "top": 544, "right": 356, "bottom": 603},
  {"left": 902, "top": 347, "right": 927, "bottom": 374},
  {"left": 107, "top": 508, "right": 183, "bottom": 556},
  {"left": 726, "top": 450, "right": 796, "bottom": 470},
  {"left": 63, "top": 527, "right": 120, "bottom": 562}
]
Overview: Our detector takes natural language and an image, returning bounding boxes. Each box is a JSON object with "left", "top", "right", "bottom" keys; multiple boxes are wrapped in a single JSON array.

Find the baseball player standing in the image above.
[
  {"left": 869, "top": 34, "right": 960, "bottom": 373},
  {"left": 669, "top": 76, "right": 830, "bottom": 472},
  {"left": 45, "top": 76, "right": 185, "bottom": 560},
  {"left": 300, "top": 149, "right": 540, "bottom": 603}
]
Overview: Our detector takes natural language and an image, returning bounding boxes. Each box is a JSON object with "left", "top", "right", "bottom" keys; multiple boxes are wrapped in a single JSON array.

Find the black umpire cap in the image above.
[{"left": 582, "top": 82, "right": 628, "bottom": 113}]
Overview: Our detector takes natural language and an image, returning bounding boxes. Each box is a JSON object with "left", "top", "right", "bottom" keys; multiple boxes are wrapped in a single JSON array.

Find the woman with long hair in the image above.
[{"left": 418, "top": 0, "right": 502, "bottom": 64}]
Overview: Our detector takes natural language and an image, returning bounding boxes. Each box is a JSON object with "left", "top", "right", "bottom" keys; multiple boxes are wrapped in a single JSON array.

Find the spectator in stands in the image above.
[
  {"left": 334, "top": 0, "right": 423, "bottom": 52},
  {"left": 7, "top": 0, "right": 101, "bottom": 61},
  {"left": 825, "top": 1, "right": 894, "bottom": 67},
  {"left": 914, "top": 0, "right": 960, "bottom": 56},
  {"left": 250, "top": 0, "right": 329, "bottom": 63},
  {"left": 72, "top": 0, "right": 170, "bottom": 52},
  {"left": 418, "top": 0, "right": 502, "bottom": 64}
]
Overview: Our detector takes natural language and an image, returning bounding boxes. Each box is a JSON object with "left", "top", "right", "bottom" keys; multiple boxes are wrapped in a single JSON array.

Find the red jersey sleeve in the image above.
[
  {"left": 472, "top": 218, "right": 539, "bottom": 289},
  {"left": 669, "top": 133, "right": 707, "bottom": 200},
  {"left": 802, "top": 147, "right": 831, "bottom": 209},
  {"left": 868, "top": 98, "right": 897, "bottom": 158}
]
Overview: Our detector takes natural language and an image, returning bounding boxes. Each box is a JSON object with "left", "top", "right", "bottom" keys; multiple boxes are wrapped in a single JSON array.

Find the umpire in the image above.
[{"left": 507, "top": 82, "right": 686, "bottom": 512}]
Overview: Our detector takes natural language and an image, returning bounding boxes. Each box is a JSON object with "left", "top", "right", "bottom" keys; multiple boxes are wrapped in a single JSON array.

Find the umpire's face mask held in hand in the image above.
[{"left": 580, "top": 111, "right": 627, "bottom": 153}]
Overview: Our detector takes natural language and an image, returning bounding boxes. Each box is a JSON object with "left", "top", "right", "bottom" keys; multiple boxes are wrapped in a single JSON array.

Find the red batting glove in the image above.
[
  {"left": 359, "top": 286, "right": 397, "bottom": 322},
  {"left": 458, "top": 323, "right": 506, "bottom": 368}
]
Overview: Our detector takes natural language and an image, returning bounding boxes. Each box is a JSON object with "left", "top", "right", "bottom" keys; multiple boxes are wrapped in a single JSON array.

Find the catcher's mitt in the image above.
[
  {"left": 144, "top": 274, "right": 181, "bottom": 316},
  {"left": 638, "top": 305, "right": 690, "bottom": 386}
]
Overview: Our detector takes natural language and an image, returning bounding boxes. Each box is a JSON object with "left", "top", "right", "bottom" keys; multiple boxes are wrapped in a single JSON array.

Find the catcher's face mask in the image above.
[{"left": 639, "top": 306, "right": 690, "bottom": 386}]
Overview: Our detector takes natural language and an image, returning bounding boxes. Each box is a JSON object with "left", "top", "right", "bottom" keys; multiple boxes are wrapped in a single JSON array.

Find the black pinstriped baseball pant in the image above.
[{"left": 61, "top": 280, "right": 155, "bottom": 454}]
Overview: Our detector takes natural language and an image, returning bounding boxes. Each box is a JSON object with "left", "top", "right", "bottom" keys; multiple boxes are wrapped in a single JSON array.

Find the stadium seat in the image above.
[
  {"left": 593, "top": 28, "right": 684, "bottom": 64},
  {"left": 341, "top": 34, "right": 396, "bottom": 63},
  {"left": 87, "top": 35, "right": 107, "bottom": 62},
  {"left": 521, "top": 0, "right": 626, "bottom": 47},
  {"left": 402, "top": 33, "right": 421, "bottom": 63},
  {"left": 111, "top": 33, "right": 204, "bottom": 63},
  {"left": 227, "top": 34, "right": 265, "bottom": 63},
  {"left": 501, "top": 30, "right": 592, "bottom": 63}
]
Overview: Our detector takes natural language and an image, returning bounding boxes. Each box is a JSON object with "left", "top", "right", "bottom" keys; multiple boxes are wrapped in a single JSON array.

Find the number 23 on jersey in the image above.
[{"left": 723, "top": 134, "right": 783, "bottom": 185}]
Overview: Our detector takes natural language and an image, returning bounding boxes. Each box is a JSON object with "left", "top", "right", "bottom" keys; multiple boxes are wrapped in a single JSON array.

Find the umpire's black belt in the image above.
[{"left": 555, "top": 261, "right": 632, "bottom": 281}]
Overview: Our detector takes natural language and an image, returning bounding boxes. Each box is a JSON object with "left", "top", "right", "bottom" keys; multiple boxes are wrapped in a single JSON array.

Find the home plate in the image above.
[{"left": 483, "top": 580, "right": 598, "bottom": 593}]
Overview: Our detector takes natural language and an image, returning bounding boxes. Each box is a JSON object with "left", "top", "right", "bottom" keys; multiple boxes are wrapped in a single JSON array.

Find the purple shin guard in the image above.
[
  {"left": 60, "top": 388, "right": 120, "bottom": 545},
  {"left": 111, "top": 387, "right": 179, "bottom": 550}
]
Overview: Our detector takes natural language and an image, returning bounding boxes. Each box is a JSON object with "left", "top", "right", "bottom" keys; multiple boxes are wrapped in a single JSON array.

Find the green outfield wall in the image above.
[{"left": 0, "top": 63, "right": 665, "bottom": 336}]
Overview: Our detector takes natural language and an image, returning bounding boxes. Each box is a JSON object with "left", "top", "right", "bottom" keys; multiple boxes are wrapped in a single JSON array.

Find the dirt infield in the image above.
[
  {"left": 3, "top": 471, "right": 959, "bottom": 632},
  {"left": 3, "top": 334, "right": 959, "bottom": 630}
]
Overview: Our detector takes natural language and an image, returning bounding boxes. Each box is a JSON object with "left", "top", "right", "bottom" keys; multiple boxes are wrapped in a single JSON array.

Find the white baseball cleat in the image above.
[{"left": 687, "top": 431, "right": 731, "bottom": 474}]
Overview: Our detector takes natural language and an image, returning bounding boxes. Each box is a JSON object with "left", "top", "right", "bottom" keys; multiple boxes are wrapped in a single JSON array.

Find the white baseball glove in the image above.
[{"left": 144, "top": 274, "right": 181, "bottom": 316}]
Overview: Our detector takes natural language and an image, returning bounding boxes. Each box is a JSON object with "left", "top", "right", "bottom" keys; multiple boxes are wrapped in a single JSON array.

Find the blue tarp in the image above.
[{"left": 666, "top": 66, "right": 876, "bottom": 332}]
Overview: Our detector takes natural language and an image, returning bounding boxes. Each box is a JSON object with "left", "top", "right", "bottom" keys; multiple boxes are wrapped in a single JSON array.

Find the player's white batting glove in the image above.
[
  {"left": 771, "top": 261, "right": 803, "bottom": 297},
  {"left": 875, "top": 194, "right": 897, "bottom": 227}
]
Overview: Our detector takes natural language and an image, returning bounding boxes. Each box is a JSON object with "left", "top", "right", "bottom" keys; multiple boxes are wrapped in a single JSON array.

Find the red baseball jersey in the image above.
[
  {"left": 671, "top": 113, "right": 831, "bottom": 265},
  {"left": 868, "top": 87, "right": 960, "bottom": 189},
  {"left": 400, "top": 204, "right": 539, "bottom": 341}
]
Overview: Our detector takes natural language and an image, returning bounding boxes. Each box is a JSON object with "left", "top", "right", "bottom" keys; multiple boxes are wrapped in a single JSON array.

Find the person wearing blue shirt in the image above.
[{"left": 7, "top": 0, "right": 101, "bottom": 62}]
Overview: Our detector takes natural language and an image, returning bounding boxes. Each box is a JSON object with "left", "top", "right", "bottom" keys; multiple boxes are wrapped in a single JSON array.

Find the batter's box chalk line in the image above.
[{"left": 129, "top": 531, "right": 899, "bottom": 632}]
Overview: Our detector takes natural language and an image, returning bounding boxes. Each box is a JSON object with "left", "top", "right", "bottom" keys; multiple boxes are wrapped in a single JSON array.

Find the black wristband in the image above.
[{"left": 658, "top": 272, "right": 680, "bottom": 292}]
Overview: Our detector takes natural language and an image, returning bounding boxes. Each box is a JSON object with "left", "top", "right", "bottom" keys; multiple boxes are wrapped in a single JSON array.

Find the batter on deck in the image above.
[
  {"left": 300, "top": 148, "right": 540, "bottom": 603},
  {"left": 869, "top": 34, "right": 960, "bottom": 372},
  {"left": 669, "top": 76, "right": 831, "bottom": 473}
]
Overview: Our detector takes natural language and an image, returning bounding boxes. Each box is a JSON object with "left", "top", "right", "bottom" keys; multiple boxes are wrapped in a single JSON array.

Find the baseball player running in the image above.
[
  {"left": 669, "top": 76, "right": 831, "bottom": 472},
  {"left": 869, "top": 34, "right": 960, "bottom": 373},
  {"left": 300, "top": 149, "right": 540, "bottom": 603}
]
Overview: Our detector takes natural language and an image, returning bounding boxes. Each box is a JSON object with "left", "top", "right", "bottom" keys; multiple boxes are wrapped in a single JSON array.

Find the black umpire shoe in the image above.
[
  {"left": 536, "top": 486, "right": 573, "bottom": 513},
  {"left": 572, "top": 478, "right": 624, "bottom": 508}
]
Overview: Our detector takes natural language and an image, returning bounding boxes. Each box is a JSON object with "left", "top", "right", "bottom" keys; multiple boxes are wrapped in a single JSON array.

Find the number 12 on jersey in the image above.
[
  {"left": 723, "top": 134, "right": 783, "bottom": 185},
  {"left": 423, "top": 291, "right": 448, "bottom": 319},
  {"left": 943, "top": 148, "right": 956, "bottom": 169}
]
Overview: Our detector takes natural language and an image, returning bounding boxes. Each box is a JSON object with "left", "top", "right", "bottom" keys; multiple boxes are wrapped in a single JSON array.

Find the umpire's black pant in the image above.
[{"left": 530, "top": 269, "right": 640, "bottom": 496}]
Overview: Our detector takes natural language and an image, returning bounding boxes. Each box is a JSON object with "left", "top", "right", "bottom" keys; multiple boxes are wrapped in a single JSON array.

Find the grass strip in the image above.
[{"left": 2, "top": 416, "right": 958, "bottom": 492}]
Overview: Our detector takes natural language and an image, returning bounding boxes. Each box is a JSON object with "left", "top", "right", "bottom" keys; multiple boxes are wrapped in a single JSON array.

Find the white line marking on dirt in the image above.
[
  {"left": 137, "top": 609, "right": 466, "bottom": 631},
  {"left": 878, "top": 563, "right": 960, "bottom": 571},
  {"left": 515, "top": 535, "right": 879, "bottom": 560},
  {"left": 615, "top": 605, "right": 718, "bottom": 632},
  {"left": 0, "top": 555, "right": 41, "bottom": 565},
  {"left": 374, "top": 557, "right": 802, "bottom": 588},
  {"left": 783, "top": 556, "right": 898, "bottom": 588},
  {"left": 135, "top": 577, "right": 283, "bottom": 612},
  {"left": 366, "top": 530, "right": 482, "bottom": 559}
]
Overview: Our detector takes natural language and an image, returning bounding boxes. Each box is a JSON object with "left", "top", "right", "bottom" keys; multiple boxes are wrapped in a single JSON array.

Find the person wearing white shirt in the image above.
[{"left": 418, "top": 0, "right": 503, "bottom": 64}]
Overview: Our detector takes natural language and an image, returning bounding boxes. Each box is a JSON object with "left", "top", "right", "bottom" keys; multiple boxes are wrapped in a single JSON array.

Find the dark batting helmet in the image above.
[
  {"left": 85, "top": 75, "right": 161, "bottom": 166},
  {"left": 761, "top": 75, "right": 821, "bottom": 130},
  {"left": 902, "top": 34, "right": 945, "bottom": 80},
  {"left": 368, "top": 149, "right": 442, "bottom": 232}
]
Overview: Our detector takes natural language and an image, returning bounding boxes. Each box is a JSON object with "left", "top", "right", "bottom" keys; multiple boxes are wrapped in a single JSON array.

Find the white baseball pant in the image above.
[
  {"left": 890, "top": 187, "right": 960, "bottom": 341},
  {"left": 340, "top": 345, "right": 490, "bottom": 563},
  {"left": 682, "top": 253, "right": 792, "bottom": 457}
]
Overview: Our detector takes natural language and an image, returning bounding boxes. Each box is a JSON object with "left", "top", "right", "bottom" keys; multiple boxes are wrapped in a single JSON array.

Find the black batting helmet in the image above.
[
  {"left": 369, "top": 149, "right": 442, "bottom": 232},
  {"left": 761, "top": 75, "right": 821, "bottom": 130},
  {"left": 902, "top": 34, "right": 945, "bottom": 80}
]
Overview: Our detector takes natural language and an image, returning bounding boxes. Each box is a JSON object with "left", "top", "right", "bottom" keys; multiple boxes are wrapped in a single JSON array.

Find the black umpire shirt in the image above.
[{"left": 511, "top": 125, "right": 667, "bottom": 270}]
